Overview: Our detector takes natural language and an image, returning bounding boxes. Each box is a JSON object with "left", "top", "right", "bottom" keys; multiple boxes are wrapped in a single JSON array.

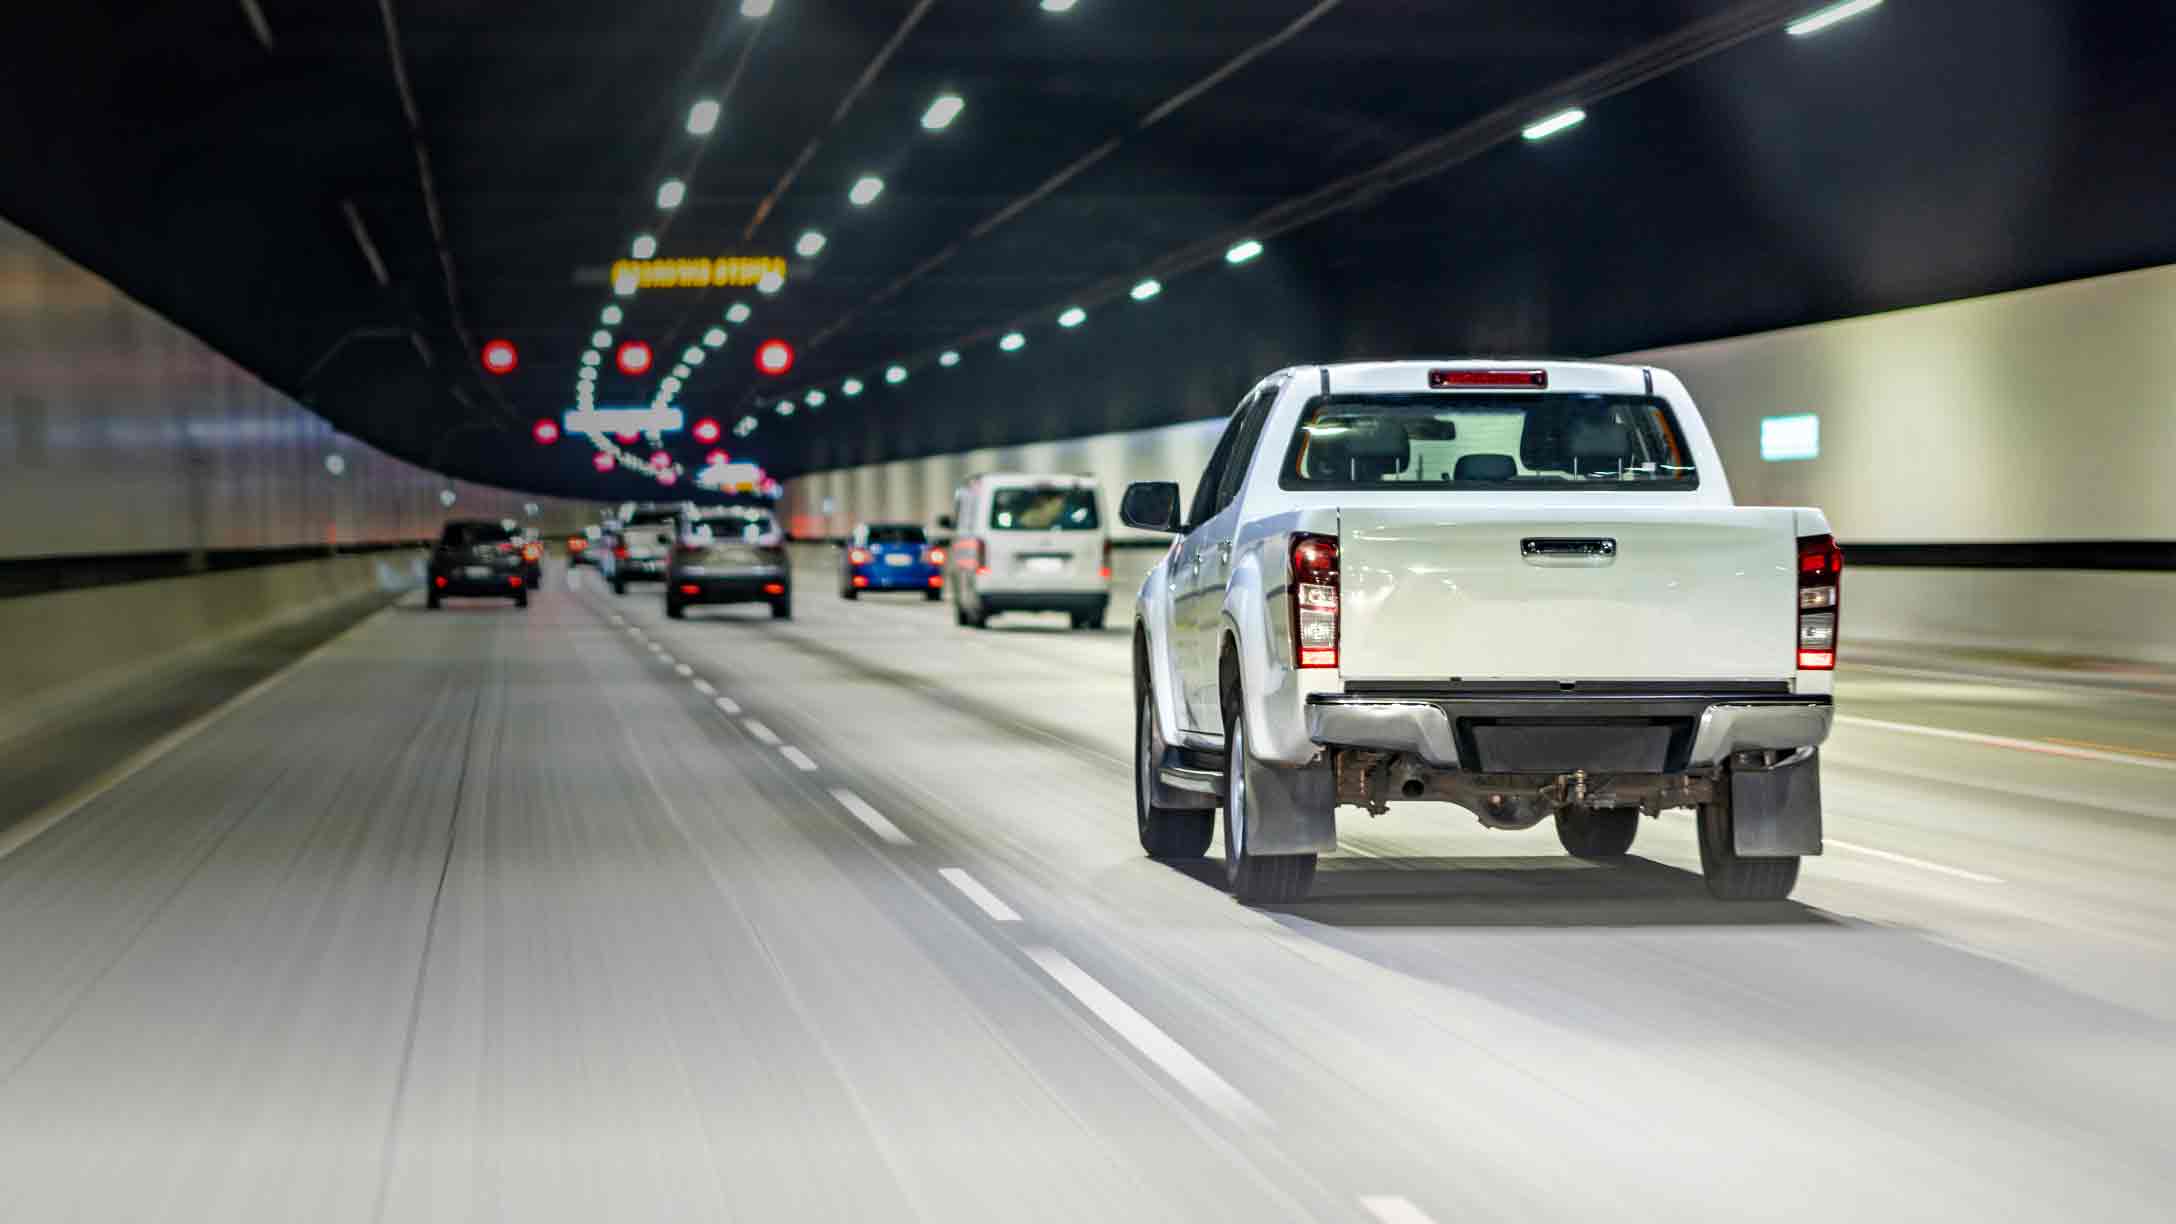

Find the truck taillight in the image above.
[
  {"left": 1290, "top": 533, "right": 1339, "bottom": 669},
  {"left": 1797, "top": 534, "right": 1842, "bottom": 671},
  {"left": 1100, "top": 538, "right": 1112, "bottom": 580}
]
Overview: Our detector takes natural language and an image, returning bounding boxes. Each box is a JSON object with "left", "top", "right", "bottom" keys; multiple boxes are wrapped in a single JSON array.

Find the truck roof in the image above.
[{"left": 1290, "top": 359, "right": 1655, "bottom": 397}]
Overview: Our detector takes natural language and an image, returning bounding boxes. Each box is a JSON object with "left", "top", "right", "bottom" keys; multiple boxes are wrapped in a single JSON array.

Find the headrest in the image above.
[
  {"left": 1305, "top": 419, "right": 1410, "bottom": 480},
  {"left": 1453, "top": 453, "right": 1516, "bottom": 482},
  {"left": 1567, "top": 421, "right": 1631, "bottom": 465}
]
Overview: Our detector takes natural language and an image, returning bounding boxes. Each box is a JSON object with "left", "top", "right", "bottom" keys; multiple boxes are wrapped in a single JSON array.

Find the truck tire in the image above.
[
  {"left": 1221, "top": 681, "right": 1316, "bottom": 905},
  {"left": 1697, "top": 789, "right": 1800, "bottom": 901},
  {"left": 1136, "top": 689, "right": 1212, "bottom": 859},
  {"left": 924, "top": 587, "right": 943, "bottom": 601},
  {"left": 1556, "top": 805, "right": 1638, "bottom": 858},
  {"left": 770, "top": 596, "right": 792, "bottom": 620},
  {"left": 513, "top": 591, "right": 528, "bottom": 609},
  {"left": 613, "top": 578, "right": 627, "bottom": 596},
  {"left": 666, "top": 597, "right": 686, "bottom": 620}
]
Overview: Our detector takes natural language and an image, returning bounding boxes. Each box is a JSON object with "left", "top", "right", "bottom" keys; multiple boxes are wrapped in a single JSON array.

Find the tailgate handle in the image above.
[{"left": 1522, "top": 537, "right": 1616, "bottom": 567}]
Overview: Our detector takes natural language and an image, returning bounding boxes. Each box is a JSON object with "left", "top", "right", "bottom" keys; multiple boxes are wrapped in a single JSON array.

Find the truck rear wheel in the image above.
[
  {"left": 1697, "top": 791, "right": 1800, "bottom": 901},
  {"left": 1556, "top": 805, "right": 1638, "bottom": 858},
  {"left": 1136, "top": 690, "right": 1212, "bottom": 859},
  {"left": 1221, "top": 688, "right": 1316, "bottom": 905}
]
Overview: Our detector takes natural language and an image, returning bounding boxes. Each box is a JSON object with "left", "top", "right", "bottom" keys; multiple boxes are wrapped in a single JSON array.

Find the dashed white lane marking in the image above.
[
  {"left": 779, "top": 745, "right": 819, "bottom": 772},
  {"left": 1024, "top": 945, "right": 1267, "bottom": 1130},
  {"left": 714, "top": 695, "right": 742, "bottom": 715},
  {"left": 660, "top": 655, "right": 678, "bottom": 667},
  {"left": 1359, "top": 1196, "right": 1438, "bottom": 1224},
  {"left": 831, "top": 788, "right": 912, "bottom": 845},
  {"left": 691, "top": 678, "right": 717, "bottom": 696},
  {"left": 647, "top": 642, "right": 664, "bottom": 654},
  {"left": 609, "top": 613, "right": 624, "bottom": 625},
  {"left": 743, "top": 719, "right": 780, "bottom": 745},
  {"left": 1836, "top": 714, "right": 2176, "bottom": 772},
  {"left": 1826, "top": 838, "right": 2006, "bottom": 884},
  {"left": 674, "top": 663, "right": 694, "bottom": 677},
  {"left": 938, "top": 868, "right": 1020, "bottom": 922}
]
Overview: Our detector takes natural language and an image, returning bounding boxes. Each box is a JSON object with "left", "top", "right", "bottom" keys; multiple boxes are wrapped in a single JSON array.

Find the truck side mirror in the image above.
[
  {"left": 1119, "top": 481, "right": 1182, "bottom": 533},
  {"left": 935, "top": 514, "right": 955, "bottom": 530}
]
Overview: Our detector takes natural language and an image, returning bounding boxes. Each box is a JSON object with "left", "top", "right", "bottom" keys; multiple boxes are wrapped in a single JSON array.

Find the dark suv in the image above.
[
  {"left": 666, "top": 506, "right": 791, "bottom": 620},
  {"left": 427, "top": 519, "right": 529, "bottom": 609}
]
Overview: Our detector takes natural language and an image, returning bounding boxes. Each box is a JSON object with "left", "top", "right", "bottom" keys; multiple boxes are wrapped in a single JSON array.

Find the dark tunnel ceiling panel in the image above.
[{"left": 0, "top": 0, "right": 2171, "bottom": 493}]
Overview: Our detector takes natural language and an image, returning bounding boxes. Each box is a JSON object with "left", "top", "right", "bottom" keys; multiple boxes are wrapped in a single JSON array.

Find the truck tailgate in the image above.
[{"left": 1338, "top": 506, "right": 1799, "bottom": 682}]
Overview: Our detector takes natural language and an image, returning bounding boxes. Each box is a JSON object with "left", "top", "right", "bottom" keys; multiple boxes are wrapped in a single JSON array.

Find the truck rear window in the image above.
[
  {"left": 990, "top": 487, "right": 1099, "bottom": 530},
  {"left": 1278, "top": 393, "right": 1699, "bottom": 490}
]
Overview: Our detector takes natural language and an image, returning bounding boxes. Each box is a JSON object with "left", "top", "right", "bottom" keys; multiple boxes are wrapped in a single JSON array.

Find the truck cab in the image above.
[{"left": 1124, "top": 361, "right": 1836, "bottom": 904}]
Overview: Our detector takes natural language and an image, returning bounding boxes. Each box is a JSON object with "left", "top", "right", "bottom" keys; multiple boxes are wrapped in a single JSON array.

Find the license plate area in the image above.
[
  {"left": 463, "top": 566, "right": 492, "bottom": 580},
  {"left": 1465, "top": 722, "right": 1677, "bottom": 773},
  {"left": 1021, "top": 553, "right": 1068, "bottom": 575},
  {"left": 884, "top": 552, "right": 911, "bottom": 566}
]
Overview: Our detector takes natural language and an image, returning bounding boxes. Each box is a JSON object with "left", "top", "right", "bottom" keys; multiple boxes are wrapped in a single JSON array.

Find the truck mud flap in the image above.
[
  {"left": 1730, "top": 748, "right": 1823, "bottom": 857},
  {"left": 1243, "top": 754, "right": 1338, "bottom": 855}
]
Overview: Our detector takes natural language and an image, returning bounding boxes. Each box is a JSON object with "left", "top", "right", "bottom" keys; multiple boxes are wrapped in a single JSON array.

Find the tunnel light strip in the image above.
[
  {"left": 1521, "top": 108, "right": 1586, "bottom": 141},
  {"left": 1787, "top": 0, "right": 1883, "bottom": 37}
]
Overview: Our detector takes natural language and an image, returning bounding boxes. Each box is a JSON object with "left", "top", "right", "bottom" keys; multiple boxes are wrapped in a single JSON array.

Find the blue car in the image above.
[{"left": 839, "top": 522, "right": 944, "bottom": 600}]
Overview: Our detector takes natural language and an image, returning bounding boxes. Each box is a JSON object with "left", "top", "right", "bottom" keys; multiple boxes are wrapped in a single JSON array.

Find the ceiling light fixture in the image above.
[
  {"left": 1521, "top": 107, "right": 1586, "bottom": 141},
  {"left": 795, "top": 230, "right": 826, "bottom": 257},
  {"left": 1057, "top": 306, "right": 1086, "bottom": 328},
  {"left": 938, "top": 350, "right": 960, "bottom": 367},
  {"left": 631, "top": 234, "right": 658, "bottom": 259},
  {"left": 703, "top": 327, "right": 727, "bottom": 347},
  {"left": 885, "top": 365, "right": 907, "bottom": 384},
  {"left": 657, "top": 179, "right": 686, "bottom": 209},
  {"left": 614, "top": 267, "right": 639, "bottom": 295},
  {"left": 601, "top": 305, "right": 623, "bottom": 325},
  {"left": 591, "top": 329, "right": 612, "bottom": 348},
  {"left": 842, "top": 378, "right": 864, "bottom": 397},
  {"left": 805, "top": 388, "right": 827, "bottom": 407},
  {"left": 672, "top": 363, "right": 690, "bottom": 379},
  {"left": 1130, "top": 278, "right": 1162, "bottom": 301},
  {"left": 1040, "top": 0, "right": 1078, "bottom": 11},
  {"left": 999, "top": 331, "right": 1026, "bottom": 352},
  {"left": 725, "top": 302, "right": 752, "bottom": 323},
  {"left": 1787, "top": 0, "right": 1883, "bottom": 36},
  {"left": 740, "top": 0, "right": 773, "bottom": 15},
  {"left": 687, "top": 99, "right": 721, "bottom": 135},
  {"left": 756, "top": 269, "right": 784, "bottom": 294},
  {"left": 684, "top": 346, "right": 705, "bottom": 364},
  {"left": 582, "top": 350, "right": 602, "bottom": 366},
  {"left": 1224, "top": 239, "right": 1263, "bottom": 265},
  {"left": 922, "top": 94, "right": 964, "bottom": 131},
  {"left": 848, "top": 175, "right": 885, "bottom": 206}
]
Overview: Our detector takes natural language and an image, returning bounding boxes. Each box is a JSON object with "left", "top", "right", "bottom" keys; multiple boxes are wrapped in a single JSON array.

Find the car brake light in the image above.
[
  {"left": 928, "top": 574, "right": 943, "bottom": 587},
  {"left": 853, "top": 575, "right": 869, "bottom": 588},
  {"left": 848, "top": 547, "right": 872, "bottom": 565},
  {"left": 1797, "top": 534, "right": 1842, "bottom": 671},
  {"left": 763, "top": 582, "right": 785, "bottom": 595},
  {"left": 1429, "top": 368, "right": 1547, "bottom": 389},
  {"left": 1290, "top": 533, "right": 1339, "bottom": 669},
  {"left": 974, "top": 538, "right": 991, "bottom": 576},
  {"left": 1099, "top": 538, "right": 1112, "bottom": 581},
  {"left": 679, "top": 584, "right": 700, "bottom": 595},
  {"left": 614, "top": 545, "right": 629, "bottom": 559},
  {"left": 567, "top": 537, "right": 586, "bottom": 552},
  {"left": 433, "top": 576, "right": 447, "bottom": 588},
  {"left": 927, "top": 545, "right": 947, "bottom": 566},
  {"left": 523, "top": 544, "right": 541, "bottom": 562},
  {"left": 509, "top": 575, "right": 523, "bottom": 588}
]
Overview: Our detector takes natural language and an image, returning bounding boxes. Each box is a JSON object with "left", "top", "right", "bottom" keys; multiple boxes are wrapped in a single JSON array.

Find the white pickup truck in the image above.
[{"left": 1123, "top": 360, "right": 1838, "bottom": 904}]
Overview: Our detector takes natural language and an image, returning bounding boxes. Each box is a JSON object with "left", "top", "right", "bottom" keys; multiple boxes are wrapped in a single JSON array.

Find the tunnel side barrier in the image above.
[{"left": 0, "top": 550, "right": 423, "bottom": 752}]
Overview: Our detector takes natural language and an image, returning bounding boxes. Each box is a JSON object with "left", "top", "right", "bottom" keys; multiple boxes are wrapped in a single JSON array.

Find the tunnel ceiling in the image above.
[{"left": 2, "top": 1, "right": 2172, "bottom": 498}]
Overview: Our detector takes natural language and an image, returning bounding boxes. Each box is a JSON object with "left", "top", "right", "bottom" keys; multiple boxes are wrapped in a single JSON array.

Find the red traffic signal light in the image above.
[
  {"left": 617, "top": 340, "right": 654, "bottom": 376},
  {"left": 481, "top": 339, "right": 518, "bottom": 375},
  {"left": 591, "top": 451, "right": 614, "bottom": 473},
  {"left": 692, "top": 417, "right": 721, "bottom": 444},
  {"left": 532, "top": 419, "right": 560, "bottom": 445},
  {"left": 755, "top": 339, "right": 794, "bottom": 376}
]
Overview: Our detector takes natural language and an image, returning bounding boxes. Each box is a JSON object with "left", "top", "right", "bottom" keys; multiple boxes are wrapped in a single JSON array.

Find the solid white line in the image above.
[
  {"left": 1360, "top": 1196, "right": 1439, "bottom": 1224},
  {"left": 674, "top": 663, "right": 694, "bottom": 677},
  {"left": 0, "top": 605, "right": 385, "bottom": 864},
  {"left": 743, "top": 719, "right": 780, "bottom": 745},
  {"left": 714, "top": 695, "right": 742, "bottom": 715},
  {"left": 832, "top": 788, "right": 912, "bottom": 845},
  {"left": 1025, "top": 945, "right": 1267, "bottom": 1130},
  {"left": 779, "top": 745, "right": 819, "bottom": 772},
  {"left": 1826, "top": 838, "right": 2006, "bottom": 885},
  {"left": 938, "top": 867, "right": 1021, "bottom": 922},
  {"left": 1835, "top": 714, "right": 2176, "bottom": 772},
  {"left": 691, "top": 678, "right": 717, "bottom": 696}
]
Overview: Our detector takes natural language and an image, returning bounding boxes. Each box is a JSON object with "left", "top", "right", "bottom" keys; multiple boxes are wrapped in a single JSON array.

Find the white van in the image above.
[{"left": 940, "top": 473, "right": 1110, "bottom": 629}]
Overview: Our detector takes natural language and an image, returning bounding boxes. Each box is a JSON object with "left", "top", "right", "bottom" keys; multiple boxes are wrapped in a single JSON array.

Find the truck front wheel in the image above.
[
  {"left": 1136, "top": 689, "right": 1212, "bottom": 859},
  {"left": 1697, "top": 792, "right": 1800, "bottom": 901},
  {"left": 1557, "top": 805, "right": 1638, "bottom": 858}
]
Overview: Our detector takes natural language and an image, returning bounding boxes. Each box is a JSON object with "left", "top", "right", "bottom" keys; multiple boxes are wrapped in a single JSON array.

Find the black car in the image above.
[
  {"left": 666, "top": 506, "right": 791, "bottom": 620},
  {"left": 427, "top": 519, "right": 529, "bottom": 609}
]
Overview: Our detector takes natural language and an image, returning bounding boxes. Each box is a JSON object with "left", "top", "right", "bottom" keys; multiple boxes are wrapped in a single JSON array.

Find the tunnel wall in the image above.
[
  {"left": 0, "top": 214, "right": 588, "bottom": 560},
  {"left": 784, "top": 263, "right": 2176, "bottom": 663}
]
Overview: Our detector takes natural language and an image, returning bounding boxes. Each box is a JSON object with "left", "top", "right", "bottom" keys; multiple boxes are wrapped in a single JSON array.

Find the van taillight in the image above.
[
  {"left": 970, "top": 538, "right": 990, "bottom": 576},
  {"left": 1290, "top": 533, "right": 1339, "bottom": 669},
  {"left": 1099, "top": 538, "right": 1112, "bottom": 581},
  {"left": 1797, "top": 534, "right": 1842, "bottom": 670}
]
